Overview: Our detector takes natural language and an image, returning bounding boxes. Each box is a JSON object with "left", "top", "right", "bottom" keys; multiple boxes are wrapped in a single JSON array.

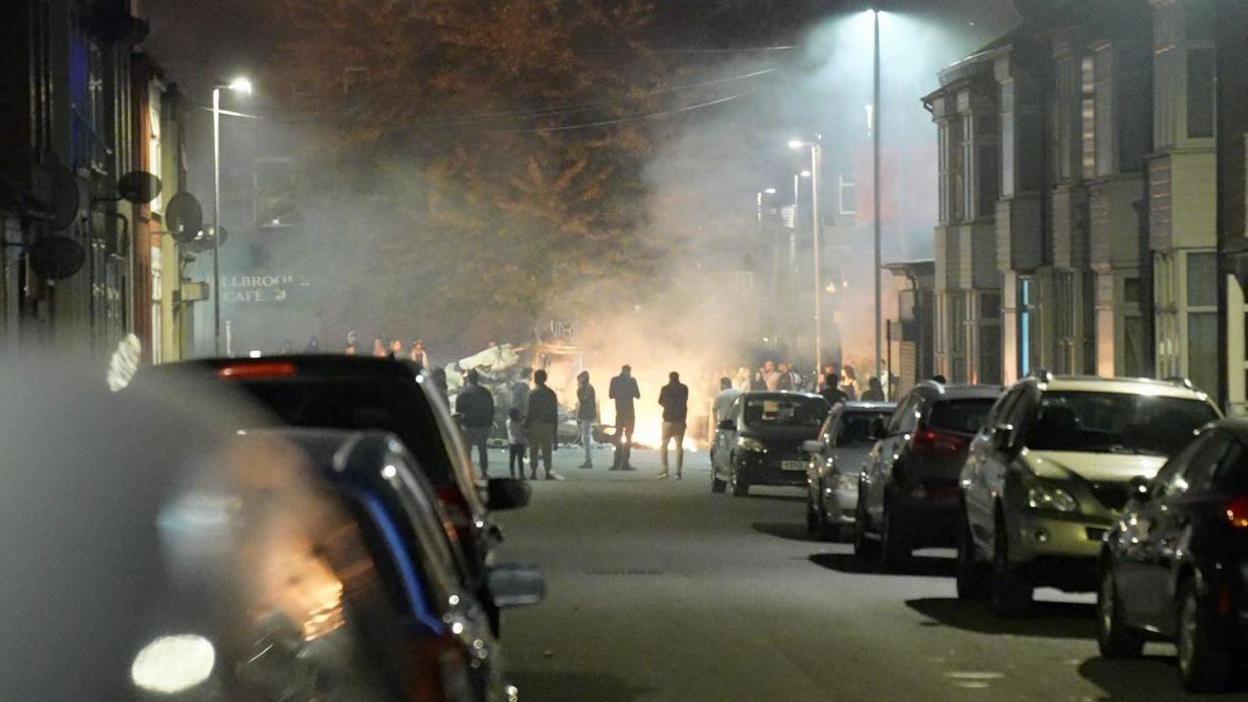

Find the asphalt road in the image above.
[{"left": 489, "top": 445, "right": 1248, "bottom": 702}]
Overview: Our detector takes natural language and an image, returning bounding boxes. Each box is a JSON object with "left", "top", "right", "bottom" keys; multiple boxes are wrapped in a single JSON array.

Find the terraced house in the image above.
[{"left": 924, "top": 0, "right": 1234, "bottom": 404}]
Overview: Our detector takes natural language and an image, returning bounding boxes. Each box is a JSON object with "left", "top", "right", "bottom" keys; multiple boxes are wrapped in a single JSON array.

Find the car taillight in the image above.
[
  {"left": 911, "top": 429, "right": 968, "bottom": 457},
  {"left": 412, "top": 633, "right": 473, "bottom": 702},
  {"left": 1225, "top": 496, "right": 1248, "bottom": 528},
  {"left": 216, "top": 361, "right": 297, "bottom": 379}
]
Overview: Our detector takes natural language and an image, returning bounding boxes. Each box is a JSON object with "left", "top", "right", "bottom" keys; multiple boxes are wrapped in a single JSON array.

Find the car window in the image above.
[
  {"left": 742, "top": 396, "right": 829, "bottom": 428},
  {"left": 837, "top": 411, "right": 888, "bottom": 447},
  {"left": 1213, "top": 436, "right": 1248, "bottom": 492},
  {"left": 1023, "top": 391, "right": 1217, "bottom": 457},
  {"left": 890, "top": 394, "right": 921, "bottom": 434},
  {"left": 985, "top": 388, "right": 1019, "bottom": 430},
  {"left": 821, "top": 407, "right": 841, "bottom": 443},
  {"left": 1155, "top": 431, "right": 1234, "bottom": 499},
  {"left": 926, "top": 398, "right": 995, "bottom": 434}
]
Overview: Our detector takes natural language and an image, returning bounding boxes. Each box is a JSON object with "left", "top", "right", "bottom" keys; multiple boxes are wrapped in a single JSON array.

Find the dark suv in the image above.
[{"left": 853, "top": 381, "right": 999, "bottom": 570}]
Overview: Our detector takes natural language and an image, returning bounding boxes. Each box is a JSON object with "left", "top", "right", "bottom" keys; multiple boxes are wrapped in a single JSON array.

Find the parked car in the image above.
[
  {"left": 957, "top": 373, "right": 1220, "bottom": 617},
  {"left": 803, "top": 401, "right": 897, "bottom": 540},
  {"left": 139, "top": 355, "right": 530, "bottom": 633},
  {"left": 853, "top": 381, "right": 999, "bottom": 570},
  {"left": 1097, "top": 419, "right": 1248, "bottom": 692},
  {"left": 711, "top": 392, "right": 831, "bottom": 496},
  {"left": 276, "top": 428, "right": 543, "bottom": 701}
]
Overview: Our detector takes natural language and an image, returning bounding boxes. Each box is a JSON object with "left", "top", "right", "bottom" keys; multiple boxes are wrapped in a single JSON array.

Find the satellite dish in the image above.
[
  {"left": 28, "top": 236, "right": 86, "bottom": 280},
  {"left": 33, "top": 162, "right": 81, "bottom": 231},
  {"left": 188, "top": 225, "right": 229, "bottom": 253},
  {"left": 117, "top": 171, "right": 162, "bottom": 204},
  {"left": 165, "top": 193, "right": 203, "bottom": 243}
]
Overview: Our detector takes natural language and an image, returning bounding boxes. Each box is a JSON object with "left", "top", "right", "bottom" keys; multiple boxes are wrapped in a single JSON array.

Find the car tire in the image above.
[
  {"left": 730, "top": 459, "right": 749, "bottom": 497},
  {"left": 813, "top": 493, "right": 838, "bottom": 542},
  {"left": 989, "top": 514, "right": 1032, "bottom": 618},
  {"left": 876, "top": 495, "right": 910, "bottom": 572},
  {"left": 852, "top": 492, "right": 878, "bottom": 561},
  {"left": 955, "top": 511, "right": 990, "bottom": 601},
  {"left": 1177, "top": 578, "right": 1232, "bottom": 693},
  {"left": 1096, "top": 565, "right": 1143, "bottom": 659}
]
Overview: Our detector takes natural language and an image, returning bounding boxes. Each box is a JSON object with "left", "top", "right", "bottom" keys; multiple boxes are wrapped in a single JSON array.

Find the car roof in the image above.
[
  {"left": 1207, "top": 418, "right": 1248, "bottom": 440},
  {"left": 913, "top": 382, "right": 1001, "bottom": 400},
  {"left": 842, "top": 401, "right": 897, "bottom": 411},
  {"left": 744, "top": 391, "right": 826, "bottom": 401},
  {"left": 157, "top": 353, "right": 420, "bottom": 380},
  {"left": 1024, "top": 375, "right": 1212, "bottom": 401}
]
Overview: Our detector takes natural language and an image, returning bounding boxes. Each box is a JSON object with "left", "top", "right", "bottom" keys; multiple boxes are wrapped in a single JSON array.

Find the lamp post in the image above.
[
  {"left": 791, "top": 170, "right": 811, "bottom": 350},
  {"left": 211, "top": 76, "right": 252, "bottom": 356},
  {"left": 872, "top": 7, "right": 883, "bottom": 385},
  {"left": 790, "top": 137, "right": 823, "bottom": 375}
]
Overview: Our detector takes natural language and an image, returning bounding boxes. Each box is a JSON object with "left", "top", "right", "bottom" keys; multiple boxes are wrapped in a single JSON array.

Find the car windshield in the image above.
[
  {"left": 1025, "top": 391, "right": 1218, "bottom": 457},
  {"left": 743, "top": 397, "right": 828, "bottom": 428},
  {"left": 839, "top": 412, "right": 890, "bottom": 446},
  {"left": 236, "top": 378, "right": 456, "bottom": 487},
  {"left": 927, "top": 398, "right": 995, "bottom": 434}
]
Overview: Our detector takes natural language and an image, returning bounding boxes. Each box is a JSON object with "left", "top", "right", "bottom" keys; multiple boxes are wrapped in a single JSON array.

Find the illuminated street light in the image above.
[
  {"left": 211, "top": 76, "right": 253, "bottom": 355},
  {"left": 764, "top": 187, "right": 777, "bottom": 195}
]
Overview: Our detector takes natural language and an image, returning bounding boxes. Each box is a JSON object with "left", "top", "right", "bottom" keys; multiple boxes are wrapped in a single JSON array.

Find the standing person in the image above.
[
  {"left": 345, "top": 331, "right": 360, "bottom": 355},
  {"left": 372, "top": 337, "right": 387, "bottom": 357},
  {"left": 389, "top": 339, "right": 404, "bottom": 357},
  {"left": 608, "top": 365, "right": 640, "bottom": 471},
  {"left": 506, "top": 407, "right": 527, "bottom": 480},
  {"left": 430, "top": 367, "right": 450, "bottom": 403},
  {"left": 657, "top": 371, "right": 689, "bottom": 480},
  {"left": 840, "top": 365, "right": 861, "bottom": 401},
  {"left": 575, "top": 371, "right": 597, "bottom": 470},
  {"left": 712, "top": 376, "right": 742, "bottom": 426},
  {"left": 304, "top": 336, "right": 320, "bottom": 353},
  {"left": 862, "top": 376, "right": 886, "bottom": 401},
  {"left": 511, "top": 367, "right": 531, "bottom": 419},
  {"left": 757, "top": 361, "right": 781, "bottom": 391},
  {"left": 410, "top": 339, "right": 431, "bottom": 368},
  {"left": 526, "top": 369, "right": 559, "bottom": 480},
  {"left": 455, "top": 369, "right": 496, "bottom": 478},
  {"left": 819, "top": 373, "right": 848, "bottom": 406}
]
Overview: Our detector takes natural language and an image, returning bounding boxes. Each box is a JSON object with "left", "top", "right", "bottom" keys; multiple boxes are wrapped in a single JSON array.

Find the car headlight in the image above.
[
  {"left": 1026, "top": 484, "right": 1079, "bottom": 513},
  {"left": 736, "top": 436, "right": 767, "bottom": 453}
]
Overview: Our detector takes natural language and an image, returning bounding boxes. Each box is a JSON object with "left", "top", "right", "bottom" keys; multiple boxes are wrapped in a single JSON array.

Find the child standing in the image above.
[{"left": 506, "top": 407, "right": 528, "bottom": 479}]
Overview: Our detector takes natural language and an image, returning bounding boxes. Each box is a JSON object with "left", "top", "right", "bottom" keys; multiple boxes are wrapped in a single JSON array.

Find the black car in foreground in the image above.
[
  {"left": 1098, "top": 419, "right": 1248, "bottom": 692},
  {"left": 711, "top": 392, "right": 830, "bottom": 496},
  {"left": 139, "top": 355, "right": 531, "bottom": 633}
]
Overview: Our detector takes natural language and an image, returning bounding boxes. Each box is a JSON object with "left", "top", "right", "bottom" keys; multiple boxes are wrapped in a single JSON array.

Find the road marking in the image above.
[{"left": 945, "top": 672, "right": 1005, "bottom": 680}]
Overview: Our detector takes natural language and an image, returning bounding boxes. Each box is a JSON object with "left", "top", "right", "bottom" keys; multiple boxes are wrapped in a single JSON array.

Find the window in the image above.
[
  {"left": 938, "top": 121, "right": 950, "bottom": 224},
  {"left": 1094, "top": 45, "right": 1116, "bottom": 176},
  {"left": 1054, "top": 55, "right": 1077, "bottom": 182},
  {"left": 1187, "top": 47, "right": 1215, "bottom": 139},
  {"left": 928, "top": 399, "right": 995, "bottom": 434},
  {"left": 1188, "top": 252, "right": 1217, "bottom": 395},
  {"left": 950, "top": 119, "right": 966, "bottom": 223},
  {"left": 838, "top": 175, "right": 856, "bottom": 216},
  {"left": 1019, "top": 278, "right": 1036, "bottom": 377},
  {"left": 1026, "top": 391, "right": 1217, "bottom": 457},
  {"left": 978, "top": 292, "right": 1002, "bottom": 384},
  {"left": 1054, "top": 272, "right": 1077, "bottom": 374},
  {"left": 950, "top": 293, "right": 968, "bottom": 383},
  {"left": 962, "top": 113, "right": 975, "bottom": 220},
  {"left": 1000, "top": 80, "right": 1015, "bottom": 198},
  {"left": 1081, "top": 56, "right": 1096, "bottom": 176}
]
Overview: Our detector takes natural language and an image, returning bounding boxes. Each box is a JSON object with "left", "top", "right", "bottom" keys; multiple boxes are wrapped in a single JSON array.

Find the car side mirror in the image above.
[
  {"left": 990, "top": 423, "right": 1015, "bottom": 453},
  {"left": 486, "top": 562, "right": 545, "bottom": 608},
  {"left": 487, "top": 478, "right": 531, "bottom": 511},
  {"left": 1127, "top": 475, "right": 1153, "bottom": 504},
  {"left": 717, "top": 419, "right": 736, "bottom": 431},
  {"left": 870, "top": 416, "right": 887, "bottom": 440},
  {"left": 802, "top": 440, "right": 823, "bottom": 455}
]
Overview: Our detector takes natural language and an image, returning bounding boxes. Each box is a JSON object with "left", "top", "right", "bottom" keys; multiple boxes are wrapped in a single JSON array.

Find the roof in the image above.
[
  {"left": 154, "top": 354, "right": 422, "bottom": 380},
  {"left": 842, "top": 401, "right": 897, "bottom": 412},
  {"left": 743, "top": 391, "right": 826, "bottom": 402},
  {"left": 1025, "top": 375, "right": 1213, "bottom": 401},
  {"left": 914, "top": 382, "right": 1002, "bottom": 400}
]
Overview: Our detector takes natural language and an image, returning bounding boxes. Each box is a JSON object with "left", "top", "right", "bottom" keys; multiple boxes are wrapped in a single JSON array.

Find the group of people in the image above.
[
  {"left": 456, "top": 366, "right": 561, "bottom": 481},
  {"left": 343, "top": 331, "right": 433, "bottom": 368},
  {"left": 744, "top": 360, "right": 885, "bottom": 403}
]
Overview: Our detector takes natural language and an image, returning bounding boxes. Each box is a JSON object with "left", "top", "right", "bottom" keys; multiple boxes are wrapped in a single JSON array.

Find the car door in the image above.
[
  {"left": 715, "top": 396, "right": 742, "bottom": 477},
  {"left": 865, "top": 392, "right": 921, "bottom": 526},
  {"left": 811, "top": 407, "right": 841, "bottom": 495},
  {"left": 1135, "top": 430, "right": 1233, "bottom": 627},
  {"left": 976, "top": 385, "right": 1036, "bottom": 545},
  {"left": 964, "top": 388, "right": 1021, "bottom": 544}
]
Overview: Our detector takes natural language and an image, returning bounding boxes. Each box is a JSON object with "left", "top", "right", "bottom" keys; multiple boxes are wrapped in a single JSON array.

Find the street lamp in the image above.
[
  {"left": 871, "top": 7, "right": 883, "bottom": 387},
  {"left": 211, "top": 76, "right": 252, "bottom": 356},
  {"left": 791, "top": 170, "right": 812, "bottom": 349},
  {"left": 790, "top": 136, "right": 823, "bottom": 375}
]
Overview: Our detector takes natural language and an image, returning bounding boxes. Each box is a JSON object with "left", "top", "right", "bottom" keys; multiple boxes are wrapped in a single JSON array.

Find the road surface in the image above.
[{"left": 489, "top": 445, "right": 1248, "bottom": 702}]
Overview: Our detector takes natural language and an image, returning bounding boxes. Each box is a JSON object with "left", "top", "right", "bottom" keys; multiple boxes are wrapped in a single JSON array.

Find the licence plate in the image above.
[{"left": 782, "top": 461, "right": 806, "bottom": 472}]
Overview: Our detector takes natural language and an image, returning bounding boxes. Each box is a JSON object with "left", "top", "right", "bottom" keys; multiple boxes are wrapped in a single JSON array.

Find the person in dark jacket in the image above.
[
  {"left": 657, "top": 371, "right": 689, "bottom": 480},
  {"left": 818, "top": 373, "right": 847, "bottom": 406},
  {"left": 608, "top": 365, "right": 640, "bottom": 471},
  {"left": 575, "top": 371, "right": 597, "bottom": 469},
  {"left": 861, "top": 376, "right": 886, "bottom": 401},
  {"left": 455, "top": 369, "right": 495, "bottom": 478},
  {"left": 526, "top": 369, "right": 560, "bottom": 480}
]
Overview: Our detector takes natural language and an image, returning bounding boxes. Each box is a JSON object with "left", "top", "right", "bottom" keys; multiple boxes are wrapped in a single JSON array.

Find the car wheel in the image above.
[
  {"left": 730, "top": 459, "right": 749, "bottom": 497},
  {"left": 955, "top": 510, "right": 990, "bottom": 601},
  {"left": 852, "top": 492, "right": 878, "bottom": 561},
  {"left": 989, "top": 514, "right": 1032, "bottom": 617},
  {"left": 1176, "top": 578, "right": 1232, "bottom": 693},
  {"left": 1096, "top": 565, "right": 1143, "bottom": 658},
  {"left": 876, "top": 495, "right": 910, "bottom": 572}
]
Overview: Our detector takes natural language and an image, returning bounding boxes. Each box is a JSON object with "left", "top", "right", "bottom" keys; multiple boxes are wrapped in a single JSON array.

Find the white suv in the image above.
[{"left": 956, "top": 373, "right": 1221, "bottom": 616}]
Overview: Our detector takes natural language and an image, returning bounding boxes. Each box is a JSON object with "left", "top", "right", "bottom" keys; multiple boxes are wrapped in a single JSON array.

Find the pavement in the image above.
[{"left": 486, "top": 445, "right": 1248, "bottom": 702}]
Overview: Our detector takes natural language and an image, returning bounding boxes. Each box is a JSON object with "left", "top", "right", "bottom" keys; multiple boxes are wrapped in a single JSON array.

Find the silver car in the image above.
[{"left": 804, "top": 401, "right": 897, "bottom": 540}]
